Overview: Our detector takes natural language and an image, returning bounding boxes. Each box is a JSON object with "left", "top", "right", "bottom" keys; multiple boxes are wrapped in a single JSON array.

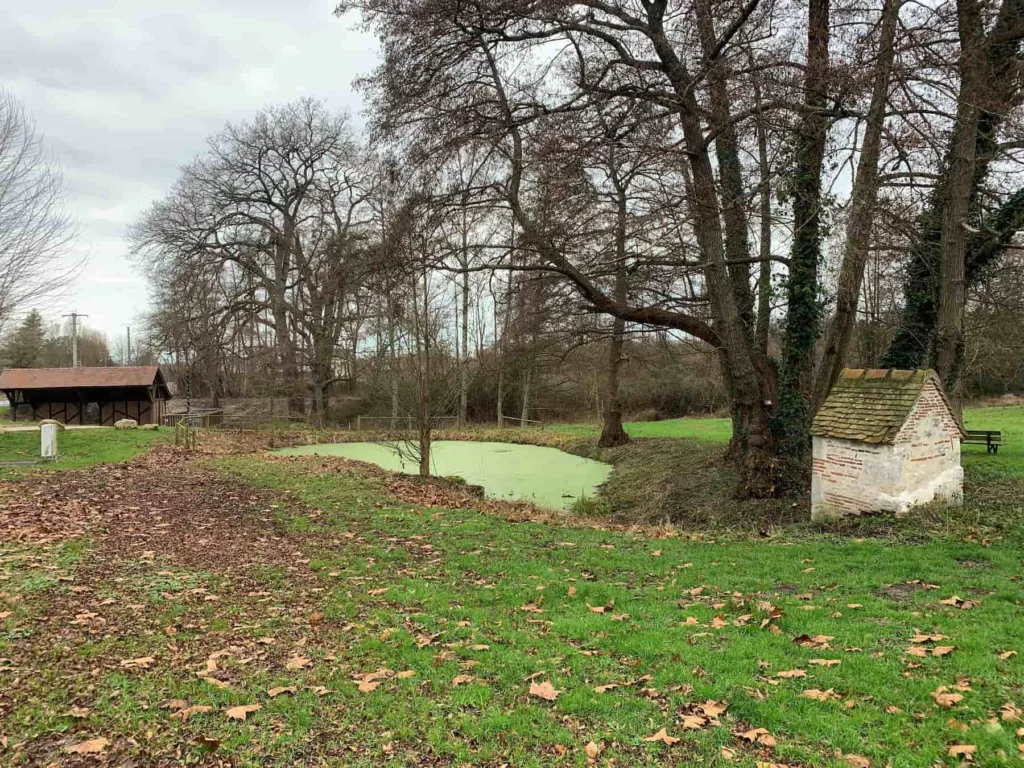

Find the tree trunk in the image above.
[
  {"left": 520, "top": 364, "right": 532, "bottom": 424},
  {"left": 272, "top": 228, "right": 303, "bottom": 416},
  {"left": 599, "top": 314, "right": 629, "bottom": 447},
  {"left": 646, "top": 11, "right": 777, "bottom": 496},
  {"left": 599, "top": 173, "right": 630, "bottom": 448},
  {"left": 413, "top": 262, "right": 432, "bottom": 476},
  {"left": 496, "top": 363, "right": 505, "bottom": 426},
  {"left": 311, "top": 379, "right": 327, "bottom": 428},
  {"left": 388, "top": 309, "right": 399, "bottom": 428},
  {"left": 883, "top": 0, "right": 1024, "bottom": 373},
  {"left": 773, "top": 0, "right": 830, "bottom": 487},
  {"left": 752, "top": 57, "right": 774, "bottom": 355},
  {"left": 812, "top": 0, "right": 899, "bottom": 411},
  {"left": 694, "top": 0, "right": 755, "bottom": 334},
  {"left": 934, "top": 0, "right": 984, "bottom": 403},
  {"left": 460, "top": 265, "right": 470, "bottom": 427}
]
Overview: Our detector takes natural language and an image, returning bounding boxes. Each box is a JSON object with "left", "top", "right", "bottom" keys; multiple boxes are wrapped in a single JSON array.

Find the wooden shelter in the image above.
[{"left": 0, "top": 367, "right": 171, "bottom": 426}]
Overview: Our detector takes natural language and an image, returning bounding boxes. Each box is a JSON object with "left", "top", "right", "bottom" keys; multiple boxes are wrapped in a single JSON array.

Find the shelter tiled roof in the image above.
[
  {"left": 0, "top": 366, "right": 169, "bottom": 397},
  {"left": 811, "top": 368, "right": 961, "bottom": 444}
]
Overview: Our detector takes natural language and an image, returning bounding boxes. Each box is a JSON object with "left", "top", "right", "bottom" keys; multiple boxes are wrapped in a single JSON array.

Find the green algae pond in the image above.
[{"left": 274, "top": 441, "right": 611, "bottom": 509}]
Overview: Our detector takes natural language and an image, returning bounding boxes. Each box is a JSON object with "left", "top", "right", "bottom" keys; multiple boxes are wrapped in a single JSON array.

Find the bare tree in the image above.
[
  {"left": 0, "top": 90, "right": 78, "bottom": 334},
  {"left": 338, "top": 0, "right": 990, "bottom": 496},
  {"left": 131, "top": 99, "right": 372, "bottom": 421}
]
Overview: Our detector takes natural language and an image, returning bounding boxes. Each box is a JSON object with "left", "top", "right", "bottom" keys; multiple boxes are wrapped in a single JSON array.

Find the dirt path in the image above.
[
  {"left": 1, "top": 446, "right": 308, "bottom": 568},
  {"left": 0, "top": 448, "right": 335, "bottom": 766}
]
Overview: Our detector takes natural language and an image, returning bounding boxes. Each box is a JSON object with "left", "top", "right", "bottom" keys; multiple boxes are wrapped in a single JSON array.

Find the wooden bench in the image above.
[{"left": 964, "top": 429, "right": 1004, "bottom": 454}]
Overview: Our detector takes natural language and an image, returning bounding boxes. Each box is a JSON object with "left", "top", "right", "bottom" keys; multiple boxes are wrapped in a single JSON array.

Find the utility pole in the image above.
[
  {"left": 125, "top": 325, "right": 131, "bottom": 366},
  {"left": 62, "top": 312, "right": 88, "bottom": 368}
]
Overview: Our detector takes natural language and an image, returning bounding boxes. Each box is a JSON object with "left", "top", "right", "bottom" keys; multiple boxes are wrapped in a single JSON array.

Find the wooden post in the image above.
[{"left": 356, "top": 415, "right": 362, "bottom": 431}]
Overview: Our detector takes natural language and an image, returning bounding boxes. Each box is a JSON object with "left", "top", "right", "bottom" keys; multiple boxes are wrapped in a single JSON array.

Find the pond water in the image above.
[{"left": 274, "top": 441, "right": 611, "bottom": 509}]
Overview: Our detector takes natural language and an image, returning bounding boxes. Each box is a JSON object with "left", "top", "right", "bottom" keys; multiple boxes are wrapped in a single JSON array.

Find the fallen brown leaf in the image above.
[
  {"left": 948, "top": 744, "right": 976, "bottom": 757},
  {"left": 171, "top": 705, "right": 213, "bottom": 722},
  {"left": 932, "top": 687, "right": 964, "bottom": 708},
  {"left": 700, "top": 700, "right": 729, "bottom": 718},
  {"left": 1000, "top": 702, "right": 1021, "bottom": 722},
  {"left": 120, "top": 656, "right": 154, "bottom": 669},
  {"left": 775, "top": 669, "right": 807, "bottom": 679},
  {"left": 68, "top": 737, "right": 110, "bottom": 754},
  {"left": 529, "top": 680, "right": 561, "bottom": 701},
  {"left": 801, "top": 688, "right": 838, "bottom": 701},
  {"left": 680, "top": 714, "right": 707, "bottom": 729},
  {"left": 224, "top": 704, "right": 261, "bottom": 721},
  {"left": 740, "top": 728, "right": 777, "bottom": 747},
  {"left": 642, "top": 728, "right": 680, "bottom": 745}
]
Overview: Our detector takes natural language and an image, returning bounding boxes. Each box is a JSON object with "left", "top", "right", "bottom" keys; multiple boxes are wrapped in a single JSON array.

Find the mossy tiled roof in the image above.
[{"left": 811, "top": 368, "right": 957, "bottom": 444}]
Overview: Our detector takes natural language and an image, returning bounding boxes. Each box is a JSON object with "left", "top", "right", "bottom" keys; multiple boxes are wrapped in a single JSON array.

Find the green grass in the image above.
[
  {"left": 552, "top": 416, "right": 733, "bottom": 441},
  {"left": 556, "top": 405, "right": 1021, "bottom": 453},
  {"left": 4, "top": 413, "right": 1024, "bottom": 765},
  {"left": 0, "top": 427, "right": 169, "bottom": 471}
]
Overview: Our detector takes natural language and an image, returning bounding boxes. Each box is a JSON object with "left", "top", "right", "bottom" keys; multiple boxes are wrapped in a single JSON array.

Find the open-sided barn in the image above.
[{"left": 0, "top": 366, "right": 171, "bottom": 426}]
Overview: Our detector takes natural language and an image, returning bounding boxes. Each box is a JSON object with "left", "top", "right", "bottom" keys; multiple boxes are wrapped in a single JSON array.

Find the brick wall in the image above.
[{"left": 811, "top": 436, "right": 896, "bottom": 519}]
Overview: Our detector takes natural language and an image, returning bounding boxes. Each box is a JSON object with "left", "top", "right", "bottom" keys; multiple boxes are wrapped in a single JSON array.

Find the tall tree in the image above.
[
  {"left": 883, "top": 0, "right": 1024, "bottom": 395},
  {"left": 812, "top": 0, "right": 901, "bottom": 410},
  {"left": 0, "top": 90, "right": 78, "bottom": 335},
  {"left": 131, "top": 100, "right": 372, "bottom": 420},
  {"left": 0, "top": 310, "right": 46, "bottom": 368}
]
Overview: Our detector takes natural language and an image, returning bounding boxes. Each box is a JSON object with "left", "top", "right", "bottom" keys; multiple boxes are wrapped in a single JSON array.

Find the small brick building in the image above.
[{"left": 810, "top": 368, "right": 966, "bottom": 521}]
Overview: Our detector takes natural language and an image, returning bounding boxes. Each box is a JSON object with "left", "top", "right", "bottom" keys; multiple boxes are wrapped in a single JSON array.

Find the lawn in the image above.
[
  {"left": 0, "top": 426, "right": 168, "bottom": 472},
  {"left": 553, "top": 415, "right": 733, "bottom": 442},
  {"left": 554, "top": 405, "right": 1021, "bottom": 460},
  {"left": 2, "top": 415, "right": 1024, "bottom": 766}
]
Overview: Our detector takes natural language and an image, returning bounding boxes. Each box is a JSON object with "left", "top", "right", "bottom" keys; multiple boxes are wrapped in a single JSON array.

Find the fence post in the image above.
[{"left": 356, "top": 415, "right": 361, "bottom": 431}]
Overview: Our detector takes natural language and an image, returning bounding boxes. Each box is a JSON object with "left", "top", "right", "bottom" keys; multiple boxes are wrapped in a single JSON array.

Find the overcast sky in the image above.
[{"left": 4, "top": 0, "right": 377, "bottom": 349}]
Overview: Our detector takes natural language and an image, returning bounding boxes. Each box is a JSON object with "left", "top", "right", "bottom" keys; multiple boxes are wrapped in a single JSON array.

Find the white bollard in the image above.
[{"left": 41, "top": 423, "right": 58, "bottom": 460}]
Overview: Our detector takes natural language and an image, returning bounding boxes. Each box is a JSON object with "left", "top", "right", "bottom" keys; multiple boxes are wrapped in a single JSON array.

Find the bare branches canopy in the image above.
[{"left": 0, "top": 89, "right": 78, "bottom": 334}]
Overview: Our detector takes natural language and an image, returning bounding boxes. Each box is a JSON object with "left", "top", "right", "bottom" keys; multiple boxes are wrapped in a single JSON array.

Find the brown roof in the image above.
[
  {"left": 811, "top": 368, "right": 964, "bottom": 444},
  {"left": 0, "top": 366, "right": 170, "bottom": 397}
]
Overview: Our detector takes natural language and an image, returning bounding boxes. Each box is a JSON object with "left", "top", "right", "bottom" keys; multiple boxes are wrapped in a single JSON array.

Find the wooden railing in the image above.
[
  {"left": 161, "top": 409, "right": 224, "bottom": 428},
  {"left": 498, "top": 415, "right": 545, "bottom": 429}
]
